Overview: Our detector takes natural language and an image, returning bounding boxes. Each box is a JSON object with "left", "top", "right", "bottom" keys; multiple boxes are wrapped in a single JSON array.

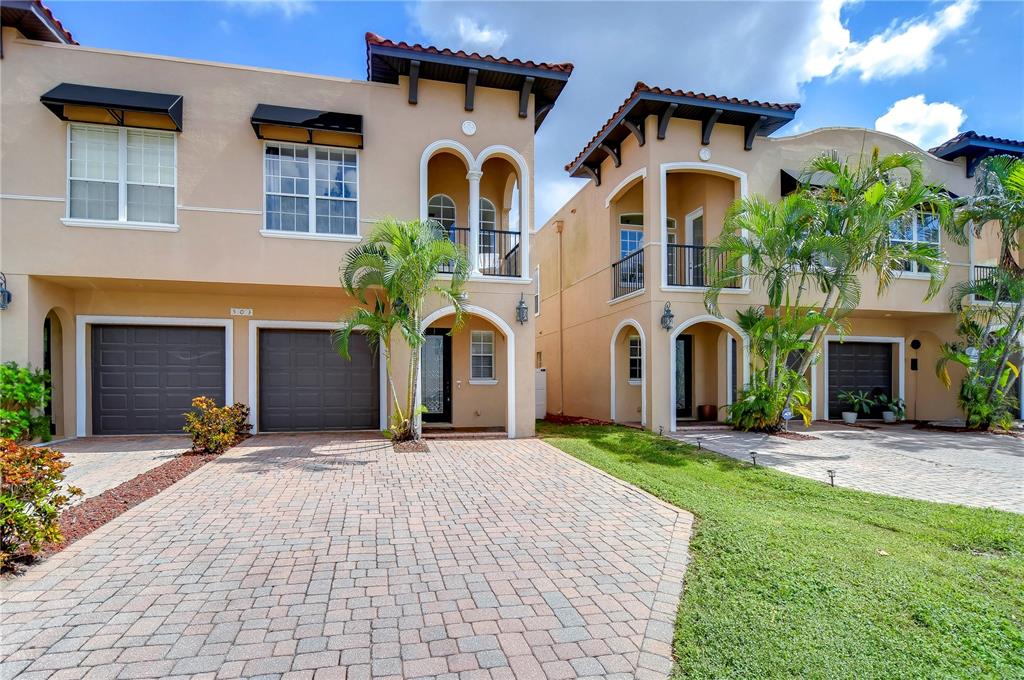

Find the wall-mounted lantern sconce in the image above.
[
  {"left": 0, "top": 273, "right": 11, "bottom": 311},
  {"left": 660, "top": 302, "right": 674, "bottom": 331},
  {"left": 515, "top": 293, "right": 529, "bottom": 325}
]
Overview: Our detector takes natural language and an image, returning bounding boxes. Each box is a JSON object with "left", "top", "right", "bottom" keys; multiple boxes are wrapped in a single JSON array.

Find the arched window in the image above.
[{"left": 428, "top": 194, "right": 456, "bottom": 228}]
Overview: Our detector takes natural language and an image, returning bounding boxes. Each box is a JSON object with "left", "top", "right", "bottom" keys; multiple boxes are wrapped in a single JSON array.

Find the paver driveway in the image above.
[
  {"left": 672, "top": 423, "right": 1023, "bottom": 513},
  {"left": 54, "top": 436, "right": 191, "bottom": 502},
  {"left": 1, "top": 434, "right": 693, "bottom": 680}
]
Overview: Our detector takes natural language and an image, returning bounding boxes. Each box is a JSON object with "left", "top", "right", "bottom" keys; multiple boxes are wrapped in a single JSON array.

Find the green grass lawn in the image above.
[{"left": 537, "top": 422, "right": 1023, "bottom": 679}]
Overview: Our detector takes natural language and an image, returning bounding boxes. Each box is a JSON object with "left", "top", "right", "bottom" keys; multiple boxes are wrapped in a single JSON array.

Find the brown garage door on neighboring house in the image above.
[
  {"left": 827, "top": 341, "right": 893, "bottom": 419},
  {"left": 92, "top": 325, "right": 226, "bottom": 435},
  {"left": 258, "top": 329, "right": 379, "bottom": 432}
]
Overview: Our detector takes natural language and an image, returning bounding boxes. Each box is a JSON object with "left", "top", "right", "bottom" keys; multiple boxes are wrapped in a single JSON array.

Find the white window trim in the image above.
[
  {"left": 891, "top": 213, "right": 941, "bottom": 278},
  {"left": 684, "top": 207, "right": 703, "bottom": 245},
  {"left": 480, "top": 197, "right": 497, "bottom": 231},
  {"left": 65, "top": 123, "right": 178, "bottom": 231},
  {"left": 628, "top": 334, "right": 643, "bottom": 384},
  {"left": 469, "top": 329, "right": 496, "bottom": 382},
  {"left": 428, "top": 193, "right": 457, "bottom": 227},
  {"left": 262, "top": 140, "right": 361, "bottom": 240}
]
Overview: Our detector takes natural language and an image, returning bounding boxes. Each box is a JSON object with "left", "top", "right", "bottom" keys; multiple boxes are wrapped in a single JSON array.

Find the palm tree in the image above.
[
  {"left": 336, "top": 218, "right": 469, "bottom": 441},
  {"left": 781, "top": 148, "right": 953, "bottom": 407},
  {"left": 940, "top": 155, "right": 1024, "bottom": 428}
]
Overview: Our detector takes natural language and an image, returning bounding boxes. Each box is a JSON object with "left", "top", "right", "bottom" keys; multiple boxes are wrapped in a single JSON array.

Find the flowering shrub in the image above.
[
  {"left": 0, "top": 438, "right": 81, "bottom": 567},
  {"left": 182, "top": 397, "right": 249, "bottom": 454},
  {"left": 0, "top": 362, "right": 51, "bottom": 442}
]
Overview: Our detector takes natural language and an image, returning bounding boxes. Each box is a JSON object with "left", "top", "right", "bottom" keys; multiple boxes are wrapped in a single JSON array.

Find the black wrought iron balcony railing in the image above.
[
  {"left": 666, "top": 244, "right": 740, "bottom": 288},
  {"left": 612, "top": 248, "right": 644, "bottom": 299},
  {"left": 437, "top": 226, "right": 470, "bottom": 275},
  {"left": 478, "top": 229, "right": 521, "bottom": 278},
  {"left": 973, "top": 265, "right": 1009, "bottom": 302}
]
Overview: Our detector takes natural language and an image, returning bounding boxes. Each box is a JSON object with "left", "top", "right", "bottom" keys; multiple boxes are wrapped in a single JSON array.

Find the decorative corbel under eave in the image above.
[
  {"left": 519, "top": 76, "right": 535, "bottom": 118},
  {"left": 701, "top": 108, "right": 723, "bottom": 146},
  {"left": 465, "top": 68, "right": 478, "bottom": 111},
  {"left": 408, "top": 59, "right": 420, "bottom": 105},
  {"left": 598, "top": 143, "right": 621, "bottom": 168},
  {"left": 657, "top": 104, "right": 678, "bottom": 140},
  {"left": 744, "top": 115, "right": 767, "bottom": 151},
  {"left": 622, "top": 119, "right": 645, "bottom": 147},
  {"left": 581, "top": 164, "right": 601, "bottom": 186}
]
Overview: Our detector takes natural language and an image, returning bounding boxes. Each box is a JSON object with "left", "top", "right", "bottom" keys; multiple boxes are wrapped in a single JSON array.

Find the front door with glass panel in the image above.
[
  {"left": 422, "top": 328, "right": 452, "bottom": 423},
  {"left": 675, "top": 334, "right": 693, "bottom": 419}
]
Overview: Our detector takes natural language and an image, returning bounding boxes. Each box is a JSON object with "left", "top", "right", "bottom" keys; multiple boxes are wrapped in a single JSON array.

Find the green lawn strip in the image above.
[{"left": 538, "top": 422, "right": 1023, "bottom": 680}]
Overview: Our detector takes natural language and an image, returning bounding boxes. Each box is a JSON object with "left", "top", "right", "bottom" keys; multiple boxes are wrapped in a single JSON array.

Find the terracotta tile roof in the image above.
[
  {"left": 566, "top": 81, "right": 799, "bottom": 171},
  {"left": 35, "top": 0, "right": 74, "bottom": 43},
  {"left": 365, "top": 32, "right": 573, "bottom": 75},
  {"left": 929, "top": 130, "right": 1024, "bottom": 157}
]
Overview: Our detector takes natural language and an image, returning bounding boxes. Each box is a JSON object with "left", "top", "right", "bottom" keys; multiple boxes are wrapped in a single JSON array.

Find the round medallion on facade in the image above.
[
  {"left": 698, "top": 147, "right": 712, "bottom": 162},
  {"left": 462, "top": 120, "right": 477, "bottom": 136}
]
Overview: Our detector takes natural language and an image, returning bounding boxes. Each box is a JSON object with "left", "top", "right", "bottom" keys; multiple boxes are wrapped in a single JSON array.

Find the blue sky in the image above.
[{"left": 48, "top": 0, "right": 1024, "bottom": 222}]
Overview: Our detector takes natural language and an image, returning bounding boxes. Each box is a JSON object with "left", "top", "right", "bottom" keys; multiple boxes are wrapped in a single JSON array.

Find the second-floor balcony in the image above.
[
  {"left": 972, "top": 264, "right": 1011, "bottom": 303},
  {"left": 437, "top": 226, "right": 521, "bottom": 277},
  {"left": 666, "top": 244, "right": 740, "bottom": 289}
]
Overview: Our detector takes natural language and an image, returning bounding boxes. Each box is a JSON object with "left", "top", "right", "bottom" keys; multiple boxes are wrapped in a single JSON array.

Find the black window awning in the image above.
[
  {"left": 251, "top": 104, "right": 363, "bottom": 149},
  {"left": 41, "top": 83, "right": 183, "bottom": 131}
]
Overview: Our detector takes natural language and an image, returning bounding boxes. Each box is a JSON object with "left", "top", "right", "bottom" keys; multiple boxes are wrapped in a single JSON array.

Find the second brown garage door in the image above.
[{"left": 258, "top": 329, "right": 379, "bottom": 432}]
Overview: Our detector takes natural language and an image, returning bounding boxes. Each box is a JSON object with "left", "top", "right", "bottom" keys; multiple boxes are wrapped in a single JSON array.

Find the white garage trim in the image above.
[
  {"left": 609, "top": 318, "right": 647, "bottom": 426},
  {"left": 419, "top": 304, "right": 517, "bottom": 438},
  {"left": 823, "top": 335, "right": 905, "bottom": 420},
  {"left": 247, "top": 320, "right": 388, "bottom": 435},
  {"left": 75, "top": 315, "right": 233, "bottom": 438}
]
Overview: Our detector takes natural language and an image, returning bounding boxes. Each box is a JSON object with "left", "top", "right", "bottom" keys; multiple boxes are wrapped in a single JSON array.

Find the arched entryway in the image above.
[
  {"left": 43, "top": 308, "right": 68, "bottom": 438},
  {"left": 418, "top": 305, "right": 516, "bottom": 438},
  {"left": 609, "top": 319, "right": 646, "bottom": 425},
  {"left": 669, "top": 314, "right": 749, "bottom": 432}
]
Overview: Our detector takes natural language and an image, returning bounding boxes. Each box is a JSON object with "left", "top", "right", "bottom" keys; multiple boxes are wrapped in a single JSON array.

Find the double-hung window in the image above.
[
  {"left": 628, "top": 335, "right": 642, "bottom": 383},
  {"left": 264, "top": 142, "right": 358, "bottom": 237},
  {"left": 890, "top": 212, "right": 940, "bottom": 274},
  {"left": 470, "top": 330, "right": 495, "bottom": 382},
  {"left": 67, "top": 124, "right": 176, "bottom": 227}
]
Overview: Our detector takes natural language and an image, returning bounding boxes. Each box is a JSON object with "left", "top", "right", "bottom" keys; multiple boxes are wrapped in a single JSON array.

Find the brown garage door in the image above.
[
  {"left": 258, "top": 329, "right": 379, "bottom": 432},
  {"left": 92, "top": 325, "right": 225, "bottom": 435},
  {"left": 828, "top": 341, "right": 893, "bottom": 419}
]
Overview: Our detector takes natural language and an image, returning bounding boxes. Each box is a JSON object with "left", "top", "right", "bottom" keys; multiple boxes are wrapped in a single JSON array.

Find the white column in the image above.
[{"left": 467, "top": 169, "right": 483, "bottom": 275}]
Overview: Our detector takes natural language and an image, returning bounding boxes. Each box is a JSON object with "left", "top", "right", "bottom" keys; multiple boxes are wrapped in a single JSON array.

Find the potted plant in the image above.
[
  {"left": 838, "top": 390, "right": 875, "bottom": 424},
  {"left": 878, "top": 395, "right": 906, "bottom": 423}
]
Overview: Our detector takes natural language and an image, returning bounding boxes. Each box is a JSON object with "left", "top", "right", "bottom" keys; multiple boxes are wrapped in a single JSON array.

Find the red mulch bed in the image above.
[
  {"left": 771, "top": 430, "right": 819, "bottom": 441},
  {"left": 914, "top": 422, "right": 1024, "bottom": 439},
  {"left": 542, "top": 414, "right": 614, "bottom": 426},
  {"left": 393, "top": 440, "right": 430, "bottom": 453}
]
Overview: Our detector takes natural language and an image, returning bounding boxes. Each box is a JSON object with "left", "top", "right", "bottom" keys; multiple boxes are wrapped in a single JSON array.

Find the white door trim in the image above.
[
  {"left": 823, "top": 335, "right": 905, "bottom": 420},
  {"left": 419, "top": 304, "right": 517, "bottom": 438},
  {"left": 609, "top": 319, "right": 647, "bottom": 426},
  {"left": 247, "top": 320, "right": 388, "bottom": 435},
  {"left": 75, "top": 315, "right": 233, "bottom": 437},
  {"left": 668, "top": 314, "right": 750, "bottom": 433}
]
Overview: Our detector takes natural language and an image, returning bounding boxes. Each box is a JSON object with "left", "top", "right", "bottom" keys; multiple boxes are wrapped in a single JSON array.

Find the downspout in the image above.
[{"left": 555, "top": 219, "right": 565, "bottom": 414}]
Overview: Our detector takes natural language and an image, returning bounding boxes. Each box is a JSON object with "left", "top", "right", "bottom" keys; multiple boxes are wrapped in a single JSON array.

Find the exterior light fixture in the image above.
[
  {"left": 0, "top": 273, "right": 11, "bottom": 311},
  {"left": 827, "top": 469, "right": 836, "bottom": 487},
  {"left": 660, "top": 302, "right": 674, "bottom": 331},
  {"left": 749, "top": 450, "right": 758, "bottom": 466},
  {"left": 515, "top": 293, "right": 529, "bottom": 325}
]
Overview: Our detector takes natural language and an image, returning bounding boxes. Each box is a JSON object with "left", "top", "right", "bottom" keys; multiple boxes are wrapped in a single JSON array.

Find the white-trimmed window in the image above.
[
  {"left": 619, "top": 213, "right": 644, "bottom": 260},
  {"left": 480, "top": 197, "right": 497, "bottom": 254},
  {"left": 470, "top": 330, "right": 495, "bottom": 382},
  {"left": 890, "top": 212, "right": 940, "bottom": 274},
  {"left": 428, "top": 194, "right": 456, "bottom": 228},
  {"left": 628, "top": 335, "right": 642, "bottom": 383},
  {"left": 264, "top": 142, "right": 358, "bottom": 236},
  {"left": 67, "top": 124, "right": 176, "bottom": 226}
]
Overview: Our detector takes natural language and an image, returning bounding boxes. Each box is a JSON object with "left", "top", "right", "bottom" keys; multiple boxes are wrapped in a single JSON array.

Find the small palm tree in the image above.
[{"left": 335, "top": 218, "right": 469, "bottom": 441}]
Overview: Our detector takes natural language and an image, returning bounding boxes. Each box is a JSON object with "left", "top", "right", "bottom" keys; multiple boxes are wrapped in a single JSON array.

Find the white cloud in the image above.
[
  {"left": 875, "top": 95, "right": 965, "bottom": 149},
  {"left": 218, "top": 19, "right": 233, "bottom": 35},
  {"left": 454, "top": 17, "right": 508, "bottom": 53},
  {"left": 225, "top": 0, "right": 313, "bottom": 20},
  {"left": 802, "top": 0, "right": 978, "bottom": 83}
]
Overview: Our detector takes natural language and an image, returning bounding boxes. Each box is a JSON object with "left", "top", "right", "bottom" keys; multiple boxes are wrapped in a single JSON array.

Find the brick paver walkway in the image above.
[
  {"left": 1, "top": 434, "right": 693, "bottom": 679},
  {"left": 672, "top": 423, "right": 1023, "bottom": 513},
  {"left": 53, "top": 436, "right": 190, "bottom": 502}
]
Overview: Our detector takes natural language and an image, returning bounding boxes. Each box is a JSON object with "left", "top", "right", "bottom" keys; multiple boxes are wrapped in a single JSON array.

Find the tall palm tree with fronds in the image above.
[
  {"left": 939, "top": 155, "right": 1024, "bottom": 428},
  {"left": 336, "top": 218, "right": 469, "bottom": 441},
  {"left": 781, "top": 148, "right": 953, "bottom": 407}
]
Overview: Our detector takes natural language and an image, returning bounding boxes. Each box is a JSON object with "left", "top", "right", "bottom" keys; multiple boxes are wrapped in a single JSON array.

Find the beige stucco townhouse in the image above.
[
  {"left": 0, "top": 1, "right": 573, "bottom": 439},
  {"left": 533, "top": 81, "right": 1023, "bottom": 434}
]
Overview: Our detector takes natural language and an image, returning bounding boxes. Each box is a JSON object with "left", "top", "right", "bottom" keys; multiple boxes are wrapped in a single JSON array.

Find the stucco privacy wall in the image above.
[
  {"left": 0, "top": 30, "right": 542, "bottom": 438},
  {"left": 535, "top": 109, "right": 987, "bottom": 431}
]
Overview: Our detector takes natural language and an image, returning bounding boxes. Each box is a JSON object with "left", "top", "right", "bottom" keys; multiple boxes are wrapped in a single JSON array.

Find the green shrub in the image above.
[
  {"left": 182, "top": 397, "right": 249, "bottom": 454},
  {"left": 0, "top": 438, "right": 82, "bottom": 567},
  {"left": 0, "top": 362, "right": 51, "bottom": 442},
  {"left": 726, "top": 368, "right": 812, "bottom": 433}
]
